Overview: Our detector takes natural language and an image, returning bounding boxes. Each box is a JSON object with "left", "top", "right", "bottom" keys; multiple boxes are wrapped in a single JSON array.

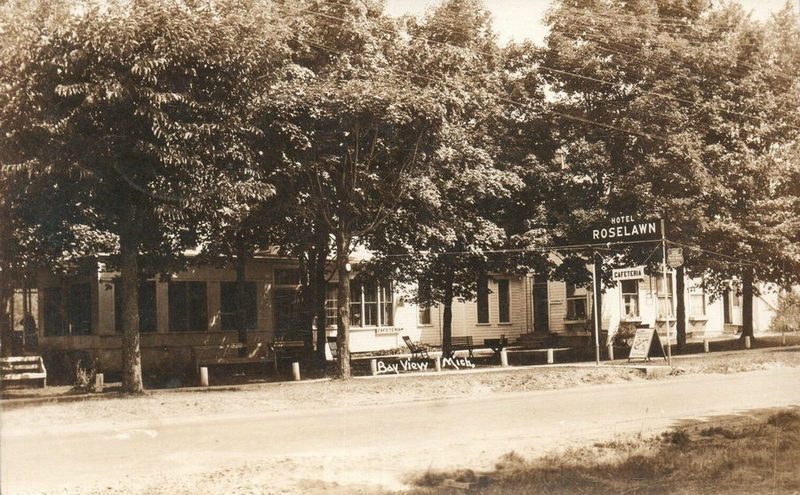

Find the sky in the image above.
[{"left": 384, "top": 0, "right": 797, "bottom": 44}]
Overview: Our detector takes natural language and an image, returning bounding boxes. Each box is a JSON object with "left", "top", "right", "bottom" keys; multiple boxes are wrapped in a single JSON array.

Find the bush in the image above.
[
  {"left": 612, "top": 323, "right": 637, "bottom": 347},
  {"left": 71, "top": 359, "right": 98, "bottom": 393}
]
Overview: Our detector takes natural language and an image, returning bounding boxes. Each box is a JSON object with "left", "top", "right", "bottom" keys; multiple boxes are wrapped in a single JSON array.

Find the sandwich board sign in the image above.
[{"left": 627, "top": 327, "right": 667, "bottom": 362}]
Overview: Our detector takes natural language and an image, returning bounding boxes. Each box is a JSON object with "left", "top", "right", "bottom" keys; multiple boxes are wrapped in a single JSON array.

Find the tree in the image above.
[
  {"left": 258, "top": 0, "right": 446, "bottom": 377},
  {"left": 0, "top": 0, "right": 283, "bottom": 391},
  {"left": 540, "top": 0, "right": 800, "bottom": 345},
  {"left": 362, "top": 0, "right": 556, "bottom": 357}
]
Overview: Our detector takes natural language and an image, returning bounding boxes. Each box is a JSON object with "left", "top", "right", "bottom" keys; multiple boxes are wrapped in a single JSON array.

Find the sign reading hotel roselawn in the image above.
[{"left": 586, "top": 215, "right": 662, "bottom": 243}]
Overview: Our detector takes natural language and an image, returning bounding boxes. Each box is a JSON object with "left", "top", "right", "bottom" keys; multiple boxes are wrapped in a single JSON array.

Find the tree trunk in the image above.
[
  {"left": 120, "top": 201, "right": 144, "bottom": 394},
  {"left": 314, "top": 248, "right": 328, "bottom": 363},
  {"left": 676, "top": 265, "right": 686, "bottom": 351},
  {"left": 335, "top": 231, "right": 351, "bottom": 379},
  {"left": 741, "top": 266, "right": 754, "bottom": 339},
  {"left": 235, "top": 238, "right": 248, "bottom": 357},
  {"left": 0, "top": 271, "right": 12, "bottom": 357},
  {"left": 441, "top": 269, "right": 455, "bottom": 358}
]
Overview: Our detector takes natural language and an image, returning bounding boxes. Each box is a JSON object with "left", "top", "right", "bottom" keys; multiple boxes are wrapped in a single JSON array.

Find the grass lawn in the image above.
[{"left": 401, "top": 407, "right": 800, "bottom": 495}]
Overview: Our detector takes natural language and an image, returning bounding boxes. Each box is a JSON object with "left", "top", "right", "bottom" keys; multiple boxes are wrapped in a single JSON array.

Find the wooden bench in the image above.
[
  {"left": 270, "top": 339, "right": 307, "bottom": 373},
  {"left": 483, "top": 335, "right": 509, "bottom": 355},
  {"left": 450, "top": 336, "right": 477, "bottom": 358},
  {"left": 193, "top": 343, "right": 267, "bottom": 380},
  {"left": 1, "top": 356, "right": 47, "bottom": 388}
]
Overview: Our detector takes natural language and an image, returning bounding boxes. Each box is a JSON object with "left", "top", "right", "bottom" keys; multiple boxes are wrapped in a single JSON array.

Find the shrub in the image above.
[{"left": 71, "top": 359, "right": 98, "bottom": 393}]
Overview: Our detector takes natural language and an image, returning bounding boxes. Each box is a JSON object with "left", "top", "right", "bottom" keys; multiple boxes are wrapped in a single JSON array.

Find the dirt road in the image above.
[{"left": 3, "top": 367, "right": 799, "bottom": 494}]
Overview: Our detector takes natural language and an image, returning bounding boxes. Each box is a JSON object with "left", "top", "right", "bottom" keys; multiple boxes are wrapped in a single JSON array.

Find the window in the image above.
[
  {"left": 497, "top": 279, "right": 510, "bottom": 323},
  {"left": 418, "top": 305, "right": 432, "bottom": 325},
  {"left": 44, "top": 283, "right": 93, "bottom": 336},
  {"left": 42, "top": 287, "right": 63, "bottom": 336},
  {"left": 621, "top": 280, "right": 640, "bottom": 319},
  {"left": 350, "top": 283, "right": 364, "bottom": 327},
  {"left": 477, "top": 274, "right": 489, "bottom": 324},
  {"left": 274, "top": 287, "right": 303, "bottom": 335},
  {"left": 566, "top": 283, "right": 587, "bottom": 320},
  {"left": 325, "top": 284, "right": 338, "bottom": 328},
  {"left": 689, "top": 292, "right": 706, "bottom": 316},
  {"left": 381, "top": 285, "right": 394, "bottom": 326},
  {"left": 348, "top": 280, "right": 394, "bottom": 327},
  {"left": 362, "top": 281, "right": 379, "bottom": 326},
  {"left": 656, "top": 275, "right": 673, "bottom": 318},
  {"left": 732, "top": 290, "right": 741, "bottom": 307},
  {"left": 115, "top": 281, "right": 157, "bottom": 333},
  {"left": 417, "top": 280, "right": 432, "bottom": 325},
  {"left": 68, "top": 283, "right": 92, "bottom": 335},
  {"left": 168, "top": 282, "right": 207, "bottom": 332},
  {"left": 220, "top": 282, "right": 257, "bottom": 331}
]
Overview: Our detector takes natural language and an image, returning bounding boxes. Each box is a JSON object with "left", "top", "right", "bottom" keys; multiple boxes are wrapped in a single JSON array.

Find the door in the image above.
[
  {"left": 723, "top": 289, "right": 732, "bottom": 324},
  {"left": 532, "top": 274, "right": 549, "bottom": 333}
]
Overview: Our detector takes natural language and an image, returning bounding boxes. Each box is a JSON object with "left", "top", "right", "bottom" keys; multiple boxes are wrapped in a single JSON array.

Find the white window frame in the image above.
[
  {"left": 565, "top": 283, "right": 588, "bottom": 321},
  {"left": 349, "top": 281, "right": 394, "bottom": 328},
  {"left": 620, "top": 279, "right": 640, "bottom": 320},
  {"left": 656, "top": 274, "right": 674, "bottom": 319}
]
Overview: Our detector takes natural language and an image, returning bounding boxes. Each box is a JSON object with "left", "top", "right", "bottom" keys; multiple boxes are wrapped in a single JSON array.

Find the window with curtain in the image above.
[
  {"left": 621, "top": 280, "right": 640, "bottom": 318},
  {"left": 656, "top": 275, "right": 673, "bottom": 318},
  {"left": 566, "top": 283, "right": 587, "bottom": 320}
]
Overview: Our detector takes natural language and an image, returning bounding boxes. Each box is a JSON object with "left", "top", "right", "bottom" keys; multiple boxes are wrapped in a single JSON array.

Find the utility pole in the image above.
[
  {"left": 592, "top": 250, "right": 601, "bottom": 366},
  {"left": 660, "top": 218, "right": 672, "bottom": 367}
]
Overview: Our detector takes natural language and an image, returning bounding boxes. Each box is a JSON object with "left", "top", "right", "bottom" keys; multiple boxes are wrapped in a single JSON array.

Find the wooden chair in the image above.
[{"left": 402, "top": 336, "right": 430, "bottom": 360}]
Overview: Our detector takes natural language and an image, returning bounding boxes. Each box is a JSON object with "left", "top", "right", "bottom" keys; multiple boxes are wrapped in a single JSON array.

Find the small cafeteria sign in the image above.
[{"left": 612, "top": 266, "right": 645, "bottom": 281}]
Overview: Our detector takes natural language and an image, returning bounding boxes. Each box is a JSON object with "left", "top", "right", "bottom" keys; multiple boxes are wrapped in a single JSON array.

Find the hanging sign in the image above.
[
  {"left": 612, "top": 266, "right": 646, "bottom": 281},
  {"left": 627, "top": 327, "right": 668, "bottom": 361},
  {"left": 585, "top": 215, "right": 662, "bottom": 243},
  {"left": 667, "top": 247, "right": 684, "bottom": 268}
]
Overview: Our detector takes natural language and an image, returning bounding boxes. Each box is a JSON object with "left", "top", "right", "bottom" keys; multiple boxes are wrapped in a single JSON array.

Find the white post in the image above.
[
  {"left": 370, "top": 359, "right": 377, "bottom": 376},
  {"left": 592, "top": 250, "right": 601, "bottom": 366},
  {"left": 200, "top": 367, "right": 209, "bottom": 387},
  {"left": 547, "top": 348, "right": 554, "bottom": 364},
  {"left": 291, "top": 361, "right": 301, "bottom": 381},
  {"left": 500, "top": 349, "right": 509, "bottom": 367},
  {"left": 744, "top": 336, "right": 751, "bottom": 349},
  {"left": 94, "top": 373, "right": 104, "bottom": 392},
  {"left": 661, "top": 219, "right": 672, "bottom": 367},
  {"left": 435, "top": 356, "right": 442, "bottom": 372},
  {"left": 704, "top": 339, "right": 710, "bottom": 353}
]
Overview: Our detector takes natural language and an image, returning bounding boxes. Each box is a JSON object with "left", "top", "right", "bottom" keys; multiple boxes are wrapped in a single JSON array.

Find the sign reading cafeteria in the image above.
[
  {"left": 612, "top": 266, "right": 646, "bottom": 281},
  {"left": 587, "top": 215, "right": 662, "bottom": 242}
]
